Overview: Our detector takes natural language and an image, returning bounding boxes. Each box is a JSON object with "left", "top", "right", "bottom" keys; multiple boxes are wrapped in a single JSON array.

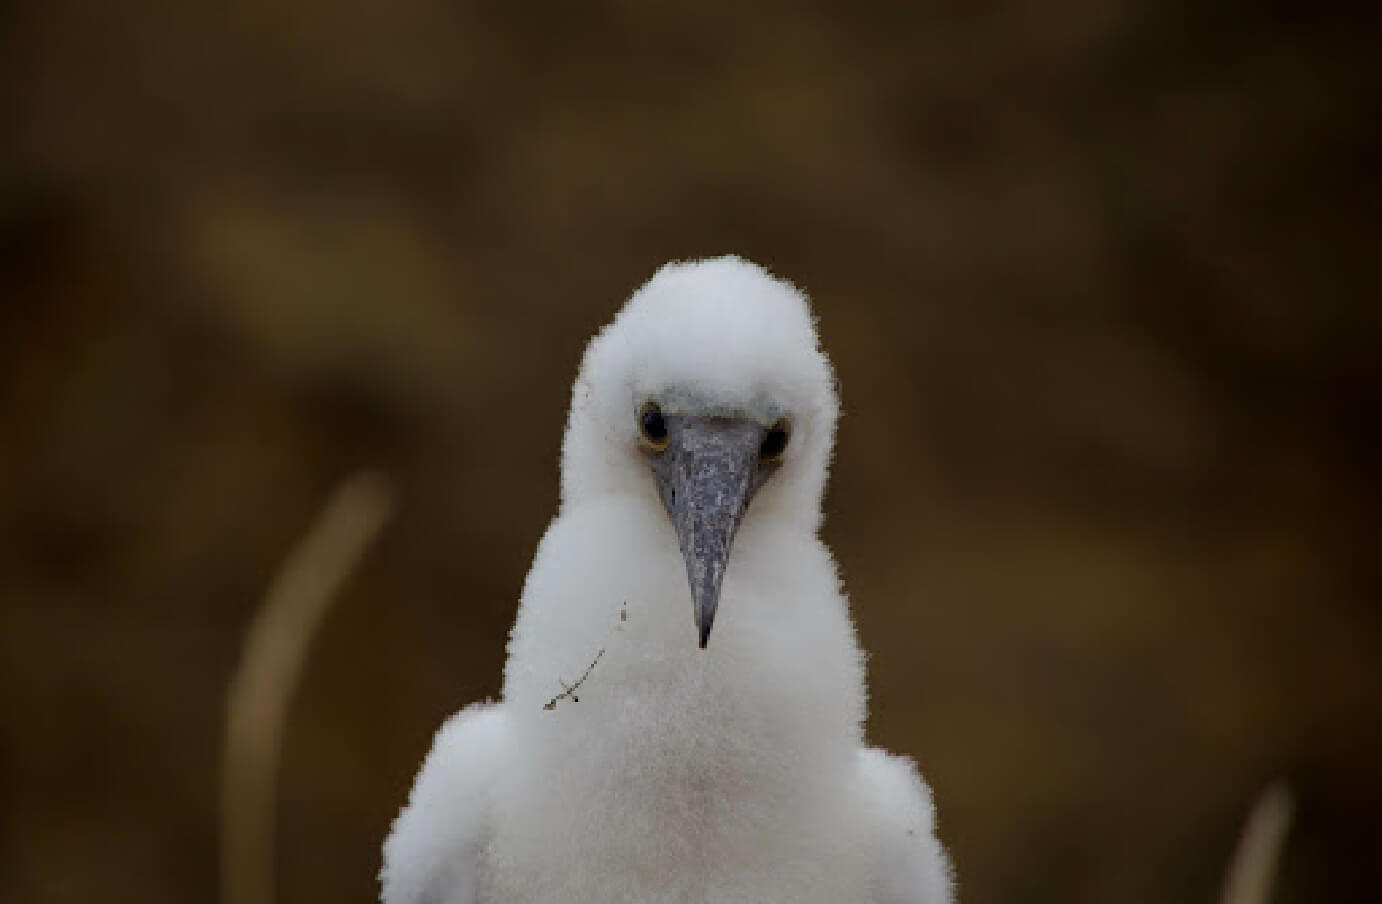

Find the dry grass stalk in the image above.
[
  {"left": 220, "top": 473, "right": 395, "bottom": 904},
  {"left": 1219, "top": 781, "right": 1294, "bottom": 904}
]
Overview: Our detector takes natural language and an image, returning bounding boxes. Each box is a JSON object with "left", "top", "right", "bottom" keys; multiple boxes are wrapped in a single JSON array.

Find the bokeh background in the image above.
[{"left": 2, "top": 2, "right": 1379, "bottom": 903}]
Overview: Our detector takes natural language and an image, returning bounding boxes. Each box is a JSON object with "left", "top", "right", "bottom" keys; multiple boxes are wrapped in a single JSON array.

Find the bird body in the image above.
[{"left": 382, "top": 257, "right": 953, "bottom": 904}]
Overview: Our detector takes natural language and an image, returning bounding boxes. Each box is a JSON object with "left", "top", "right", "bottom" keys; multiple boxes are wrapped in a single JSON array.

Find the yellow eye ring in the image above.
[{"left": 639, "top": 402, "right": 669, "bottom": 452}]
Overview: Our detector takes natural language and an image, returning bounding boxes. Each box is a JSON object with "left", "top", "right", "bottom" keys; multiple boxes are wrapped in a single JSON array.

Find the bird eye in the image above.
[
  {"left": 759, "top": 420, "right": 790, "bottom": 462},
  {"left": 639, "top": 403, "right": 669, "bottom": 451}
]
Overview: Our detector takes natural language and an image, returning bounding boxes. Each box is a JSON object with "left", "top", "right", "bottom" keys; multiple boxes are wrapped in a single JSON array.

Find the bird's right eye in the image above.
[{"left": 639, "top": 403, "right": 669, "bottom": 451}]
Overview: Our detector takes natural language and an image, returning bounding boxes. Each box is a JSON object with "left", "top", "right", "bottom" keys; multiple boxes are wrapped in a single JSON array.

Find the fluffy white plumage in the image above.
[{"left": 381, "top": 256, "right": 954, "bottom": 904}]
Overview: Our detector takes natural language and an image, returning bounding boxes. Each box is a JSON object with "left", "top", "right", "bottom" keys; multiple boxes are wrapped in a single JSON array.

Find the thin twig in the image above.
[
  {"left": 220, "top": 473, "right": 394, "bottom": 904},
  {"left": 543, "top": 648, "right": 606, "bottom": 710},
  {"left": 542, "top": 602, "right": 626, "bottom": 710},
  {"left": 1218, "top": 781, "right": 1294, "bottom": 904}
]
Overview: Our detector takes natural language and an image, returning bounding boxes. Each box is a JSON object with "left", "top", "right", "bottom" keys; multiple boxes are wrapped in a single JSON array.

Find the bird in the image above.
[{"left": 380, "top": 256, "right": 954, "bottom": 904}]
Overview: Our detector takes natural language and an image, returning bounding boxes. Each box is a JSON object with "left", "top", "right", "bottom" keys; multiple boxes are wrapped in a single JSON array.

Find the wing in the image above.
[
  {"left": 857, "top": 747, "right": 955, "bottom": 904},
  {"left": 380, "top": 703, "right": 509, "bottom": 904}
]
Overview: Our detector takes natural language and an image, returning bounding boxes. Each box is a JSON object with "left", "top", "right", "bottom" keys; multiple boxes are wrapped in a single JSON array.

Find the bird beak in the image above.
[{"left": 652, "top": 417, "right": 763, "bottom": 649}]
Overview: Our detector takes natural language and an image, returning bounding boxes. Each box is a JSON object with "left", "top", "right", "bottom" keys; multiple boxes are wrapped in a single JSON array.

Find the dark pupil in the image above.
[
  {"left": 641, "top": 408, "right": 667, "bottom": 442},
  {"left": 760, "top": 426, "right": 788, "bottom": 460}
]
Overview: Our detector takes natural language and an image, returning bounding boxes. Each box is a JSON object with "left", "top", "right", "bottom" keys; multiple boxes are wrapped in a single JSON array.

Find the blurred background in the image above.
[{"left": 2, "top": 2, "right": 1379, "bottom": 903}]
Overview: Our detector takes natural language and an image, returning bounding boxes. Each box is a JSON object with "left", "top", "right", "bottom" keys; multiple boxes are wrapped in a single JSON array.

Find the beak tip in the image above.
[{"left": 698, "top": 621, "right": 712, "bottom": 649}]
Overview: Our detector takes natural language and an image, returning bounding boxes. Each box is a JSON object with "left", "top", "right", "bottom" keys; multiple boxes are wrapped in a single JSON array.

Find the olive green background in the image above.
[{"left": 2, "top": 3, "right": 1378, "bottom": 903}]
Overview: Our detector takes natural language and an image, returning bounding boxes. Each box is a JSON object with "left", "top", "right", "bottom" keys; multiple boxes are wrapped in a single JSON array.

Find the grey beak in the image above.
[{"left": 652, "top": 417, "right": 764, "bottom": 648}]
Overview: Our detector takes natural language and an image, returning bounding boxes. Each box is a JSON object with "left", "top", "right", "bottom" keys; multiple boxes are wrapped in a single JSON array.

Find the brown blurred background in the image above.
[{"left": 2, "top": 2, "right": 1379, "bottom": 903}]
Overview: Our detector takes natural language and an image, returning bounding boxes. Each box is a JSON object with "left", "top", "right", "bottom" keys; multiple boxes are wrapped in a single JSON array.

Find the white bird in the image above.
[{"left": 381, "top": 256, "right": 954, "bottom": 904}]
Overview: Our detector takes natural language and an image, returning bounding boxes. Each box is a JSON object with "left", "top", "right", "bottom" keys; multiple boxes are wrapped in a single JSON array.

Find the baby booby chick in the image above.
[{"left": 382, "top": 256, "right": 953, "bottom": 904}]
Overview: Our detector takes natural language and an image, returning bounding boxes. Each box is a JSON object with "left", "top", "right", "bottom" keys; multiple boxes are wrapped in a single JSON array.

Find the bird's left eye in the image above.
[
  {"left": 639, "top": 403, "right": 669, "bottom": 451},
  {"left": 759, "top": 420, "right": 790, "bottom": 463}
]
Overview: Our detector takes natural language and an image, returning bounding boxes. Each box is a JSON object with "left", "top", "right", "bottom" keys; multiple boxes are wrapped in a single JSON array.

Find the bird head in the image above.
[{"left": 561, "top": 256, "right": 839, "bottom": 648}]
